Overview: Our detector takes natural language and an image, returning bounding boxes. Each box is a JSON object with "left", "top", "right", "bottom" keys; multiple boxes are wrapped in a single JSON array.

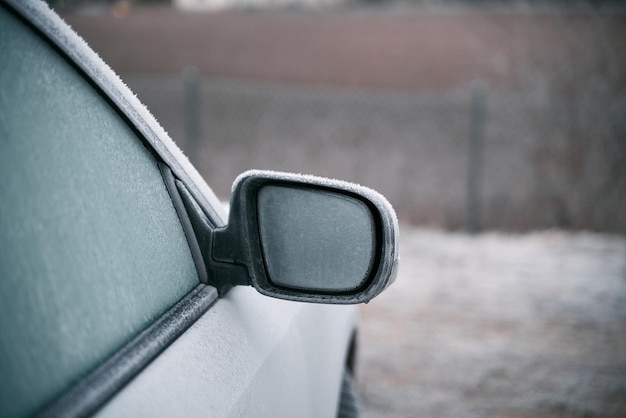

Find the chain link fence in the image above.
[
  {"left": 126, "top": 71, "right": 625, "bottom": 233},
  {"left": 112, "top": 7, "right": 626, "bottom": 234}
]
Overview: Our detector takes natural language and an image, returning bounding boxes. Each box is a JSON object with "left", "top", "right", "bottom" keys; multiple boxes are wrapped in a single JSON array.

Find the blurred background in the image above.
[
  {"left": 54, "top": 0, "right": 625, "bottom": 416},
  {"left": 55, "top": 0, "right": 626, "bottom": 233}
]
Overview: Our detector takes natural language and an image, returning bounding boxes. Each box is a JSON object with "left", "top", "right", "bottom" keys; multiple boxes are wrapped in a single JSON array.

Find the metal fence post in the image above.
[
  {"left": 466, "top": 80, "right": 487, "bottom": 233},
  {"left": 183, "top": 66, "right": 201, "bottom": 166}
]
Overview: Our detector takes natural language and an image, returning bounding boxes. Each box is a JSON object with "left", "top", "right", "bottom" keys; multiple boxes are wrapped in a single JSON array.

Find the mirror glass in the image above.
[{"left": 257, "top": 185, "right": 376, "bottom": 292}]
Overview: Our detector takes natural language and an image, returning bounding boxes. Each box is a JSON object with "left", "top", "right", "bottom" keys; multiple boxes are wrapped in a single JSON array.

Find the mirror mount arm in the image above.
[
  {"left": 175, "top": 180, "right": 250, "bottom": 296},
  {"left": 210, "top": 226, "right": 251, "bottom": 295},
  {"left": 209, "top": 185, "right": 255, "bottom": 295}
]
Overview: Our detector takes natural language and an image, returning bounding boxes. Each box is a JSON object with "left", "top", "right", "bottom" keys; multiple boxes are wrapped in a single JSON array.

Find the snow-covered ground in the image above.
[{"left": 358, "top": 226, "right": 626, "bottom": 417}]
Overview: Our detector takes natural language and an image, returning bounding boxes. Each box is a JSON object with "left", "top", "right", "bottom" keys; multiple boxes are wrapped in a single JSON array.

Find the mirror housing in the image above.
[{"left": 211, "top": 170, "right": 398, "bottom": 304}]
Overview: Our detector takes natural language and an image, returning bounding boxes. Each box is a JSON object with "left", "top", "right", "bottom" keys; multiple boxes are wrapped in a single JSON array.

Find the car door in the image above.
[{"left": 0, "top": 1, "right": 357, "bottom": 417}]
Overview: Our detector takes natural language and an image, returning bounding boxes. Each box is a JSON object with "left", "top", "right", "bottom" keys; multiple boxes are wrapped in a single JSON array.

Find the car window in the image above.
[{"left": 0, "top": 5, "right": 199, "bottom": 417}]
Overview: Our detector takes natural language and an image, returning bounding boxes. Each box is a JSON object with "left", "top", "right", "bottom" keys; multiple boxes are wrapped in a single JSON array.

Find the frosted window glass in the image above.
[{"left": 0, "top": 6, "right": 199, "bottom": 417}]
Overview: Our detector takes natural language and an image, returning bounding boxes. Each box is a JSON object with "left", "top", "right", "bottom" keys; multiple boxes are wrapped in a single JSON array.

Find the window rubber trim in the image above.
[
  {"left": 159, "top": 162, "right": 209, "bottom": 284},
  {"left": 38, "top": 284, "right": 218, "bottom": 418}
]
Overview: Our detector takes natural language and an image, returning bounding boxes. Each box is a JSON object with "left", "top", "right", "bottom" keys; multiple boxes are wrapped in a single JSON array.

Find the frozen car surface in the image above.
[{"left": 0, "top": 1, "right": 398, "bottom": 417}]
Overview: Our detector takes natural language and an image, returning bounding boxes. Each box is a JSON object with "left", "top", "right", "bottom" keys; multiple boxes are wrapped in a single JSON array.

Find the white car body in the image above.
[{"left": 98, "top": 287, "right": 357, "bottom": 417}]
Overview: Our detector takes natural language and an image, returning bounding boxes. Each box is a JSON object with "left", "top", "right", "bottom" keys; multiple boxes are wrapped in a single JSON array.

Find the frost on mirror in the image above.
[{"left": 257, "top": 184, "right": 376, "bottom": 293}]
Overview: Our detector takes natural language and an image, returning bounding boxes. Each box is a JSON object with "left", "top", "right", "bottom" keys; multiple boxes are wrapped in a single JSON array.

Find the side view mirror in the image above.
[{"left": 211, "top": 171, "right": 398, "bottom": 304}]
